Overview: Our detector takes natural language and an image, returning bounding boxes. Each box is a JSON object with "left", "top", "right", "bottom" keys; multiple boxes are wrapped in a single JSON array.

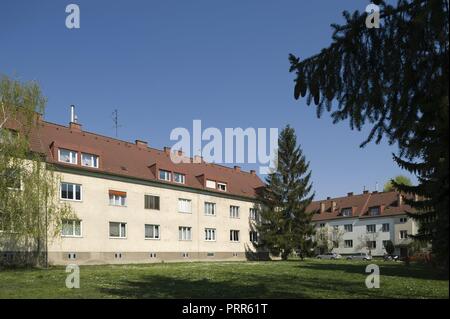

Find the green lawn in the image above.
[{"left": 0, "top": 260, "right": 448, "bottom": 299}]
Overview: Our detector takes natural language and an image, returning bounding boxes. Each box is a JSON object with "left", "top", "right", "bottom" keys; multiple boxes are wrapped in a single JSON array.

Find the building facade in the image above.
[
  {"left": 308, "top": 191, "right": 418, "bottom": 257},
  {"left": 2, "top": 115, "right": 265, "bottom": 265}
]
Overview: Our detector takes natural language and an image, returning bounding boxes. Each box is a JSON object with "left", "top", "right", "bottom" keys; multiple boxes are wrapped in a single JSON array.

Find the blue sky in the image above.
[{"left": 0, "top": 0, "right": 413, "bottom": 199}]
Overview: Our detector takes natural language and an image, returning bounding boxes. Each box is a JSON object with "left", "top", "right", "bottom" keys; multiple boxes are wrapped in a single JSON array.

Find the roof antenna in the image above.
[
  {"left": 375, "top": 181, "right": 379, "bottom": 192},
  {"left": 112, "top": 109, "right": 121, "bottom": 137}
]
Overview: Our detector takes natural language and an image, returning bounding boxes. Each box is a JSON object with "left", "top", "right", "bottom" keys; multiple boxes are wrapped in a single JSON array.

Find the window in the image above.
[
  {"left": 178, "top": 198, "right": 191, "bottom": 213},
  {"left": 145, "top": 224, "right": 160, "bottom": 239},
  {"left": 249, "top": 208, "right": 259, "bottom": 221},
  {"left": 207, "top": 252, "right": 215, "bottom": 257},
  {"left": 367, "top": 241, "right": 377, "bottom": 249},
  {"left": 400, "top": 217, "right": 407, "bottom": 223},
  {"left": 60, "top": 183, "right": 82, "bottom": 201},
  {"left": 344, "top": 240, "right": 353, "bottom": 248},
  {"left": 204, "top": 202, "right": 216, "bottom": 216},
  {"left": 366, "top": 224, "right": 376, "bottom": 233},
  {"left": 179, "top": 226, "right": 192, "bottom": 241},
  {"left": 230, "top": 230, "right": 240, "bottom": 242},
  {"left": 61, "top": 220, "right": 82, "bottom": 237},
  {"left": 217, "top": 182, "right": 227, "bottom": 191},
  {"left": 400, "top": 230, "right": 408, "bottom": 239},
  {"left": 382, "top": 223, "right": 390, "bottom": 232},
  {"left": 182, "top": 252, "right": 189, "bottom": 258},
  {"left": 368, "top": 206, "right": 381, "bottom": 216},
  {"left": 205, "top": 228, "right": 216, "bottom": 241},
  {"left": 109, "top": 190, "right": 126, "bottom": 206},
  {"left": 173, "top": 172, "right": 185, "bottom": 184},
  {"left": 205, "top": 180, "right": 216, "bottom": 189},
  {"left": 341, "top": 207, "right": 352, "bottom": 217},
  {"left": 383, "top": 240, "right": 390, "bottom": 248},
  {"left": 249, "top": 231, "right": 258, "bottom": 243},
  {"left": 149, "top": 253, "right": 157, "bottom": 258},
  {"left": 319, "top": 223, "right": 325, "bottom": 228},
  {"left": 109, "top": 222, "right": 126, "bottom": 238},
  {"left": 344, "top": 224, "right": 353, "bottom": 232},
  {"left": 114, "top": 253, "right": 123, "bottom": 259},
  {"left": 58, "top": 149, "right": 77, "bottom": 164},
  {"left": 68, "top": 253, "right": 77, "bottom": 260},
  {"left": 145, "top": 195, "right": 160, "bottom": 210},
  {"left": 159, "top": 170, "right": 171, "bottom": 181},
  {"left": 4, "top": 168, "right": 21, "bottom": 190},
  {"left": 230, "top": 206, "right": 240, "bottom": 218},
  {"left": 81, "top": 153, "right": 99, "bottom": 168}
]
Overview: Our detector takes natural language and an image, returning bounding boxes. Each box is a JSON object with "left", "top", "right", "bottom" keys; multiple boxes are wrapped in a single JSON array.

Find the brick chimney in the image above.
[
  {"left": 320, "top": 202, "right": 326, "bottom": 213},
  {"left": 135, "top": 140, "right": 148, "bottom": 148},
  {"left": 250, "top": 170, "right": 256, "bottom": 175},
  {"left": 398, "top": 193, "right": 403, "bottom": 206},
  {"left": 234, "top": 166, "right": 241, "bottom": 172},
  {"left": 347, "top": 192, "right": 354, "bottom": 197},
  {"left": 331, "top": 201, "right": 337, "bottom": 212},
  {"left": 163, "top": 146, "right": 171, "bottom": 154}
]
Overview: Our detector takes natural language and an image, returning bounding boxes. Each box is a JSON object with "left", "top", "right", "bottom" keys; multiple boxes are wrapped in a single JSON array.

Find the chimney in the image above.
[
  {"left": 69, "top": 105, "right": 82, "bottom": 131},
  {"left": 320, "top": 202, "right": 326, "bottom": 213},
  {"left": 163, "top": 146, "right": 171, "bottom": 154},
  {"left": 234, "top": 166, "right": 241, "bottom": 172},
  {"left": 347, "top": 192, "right": 354, "bottom": 197},
  {"left": 363, "top": 190, "right": 369, "bottom": 194},
  {"left": 135, "top": 140, "right": 148, "bottom": 148},
  {"left": 326, "top": 196, "right": 331, "bottom": 200},
  {"left": 250, "top": 170, "right": 256, "bottom": 175},
  {"left": 331, "top": 201, "right": 337, "bottom": 212}
]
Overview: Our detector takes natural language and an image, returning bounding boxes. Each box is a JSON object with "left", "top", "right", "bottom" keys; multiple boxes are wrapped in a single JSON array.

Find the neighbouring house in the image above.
[
  {"left": 308, "top": 191, "right": 418, "bottom": 257},
  {"left": 0, "top": 109, "right": 265, "bottom": 265}
]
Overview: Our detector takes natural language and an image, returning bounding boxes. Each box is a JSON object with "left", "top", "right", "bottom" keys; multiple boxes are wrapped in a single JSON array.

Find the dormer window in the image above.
[
  {"left": 58, "top": 149, "right": 77, "bottom": 165},
  {"left": 81, "top": 153, "right": 99, "bottom": 168},
  {"left": 206, "top": 180, "right": 216, "bottom": 189},
  {"left": 174, "top": 172, "right": 185, "bottom": 184},
  {"left": 217, "top": 182, "right": 227, "bottom": 192},
  {"left": 159, "top": 170, "right": 172, "bottom": 181},
  {"left": 368, "top": 206, "right": 381, "bottom": 216},
  {"left": 341, "top": 207, "right": 352, "bottom": 217}
]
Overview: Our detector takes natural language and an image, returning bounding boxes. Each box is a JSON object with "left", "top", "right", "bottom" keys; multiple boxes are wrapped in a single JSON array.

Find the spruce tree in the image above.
[
  {"left": 256, "top": 125, "right": 314, "bottom": 260},
  {"left": 289, "top": 0, "right": 449, "bottom": 268}
]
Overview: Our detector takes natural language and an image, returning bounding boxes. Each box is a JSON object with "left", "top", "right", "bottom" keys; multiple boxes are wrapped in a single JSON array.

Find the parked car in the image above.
[
  {"left": 346, "top": 252, "right": 372, "bottom": 261},
  {"left": 383, "top": 254, "right": 400, "bottom": 262},
  {"left": 316, "top": 252, "right": 342, "bottom": 260}
]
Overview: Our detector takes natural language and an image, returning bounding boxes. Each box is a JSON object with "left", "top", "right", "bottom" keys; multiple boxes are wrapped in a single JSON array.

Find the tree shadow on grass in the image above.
[
  {"left": 99, "top": 272, "right": 376, "bottom": 299},
  {"left": 295, "top": 261, "right": 449, "bottom": 281}
]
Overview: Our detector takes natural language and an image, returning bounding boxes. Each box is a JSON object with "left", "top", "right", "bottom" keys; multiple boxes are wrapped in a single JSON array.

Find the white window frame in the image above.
[
  {"left": 249, "top": 231, "right": 258, "bottom": 243},
  {"left": 178, "top": 226, "right": 192, "bottom": 241},
  {"left": 109, "top": 222, "right": 127, "bottom": 239},
  {"left": 230, "top": 205, "right": 240, "bottom": 219},
  {"left": 400, "top": 230, "right": 408, "bottom": 239},
  {"left": 109, "top": 194, "right": 127, "bottom": 206},
  {"left": 173, "top": 172, "right": 185, "bottom": 184},
  {"left": 58, "top": 149, "right": 78, "bottom": 165},
  {"left": 366, "top": 224, "right": 376, "bottom": 233},
  {"left": 400, "top": 217, "right": 408, "bottom": 223},
  {"left": 382, "top": 223, "right": 390, "bottom": 232},
  {"left": 178, "top": 198, "right": 192, "bottom": 213},
  {"left": 159, "top": 170, "right": 172, "bottom": 181},
  {"left": 369, "top": 206, "right": 381, "bottom": 216},
  {"left": 367, "top": 241, "right": 377, "bottom": 249},
  {"left": 205, "top": 180, "right": 216, "bottom": 189},
  {"left": 230, "top": 230, "right": 240, "bottom": 242},
  {"left": 344, "top": 240, "right": 353, "bottom": 248},
  {"left": 145, "top": 224, "right": 160, "bottom": 240},
  {"left": 341, "top": 207, "right": 352, "bottom": 217},
  {"left": 204, "top": 228, "right": 216, "bottom": 241},
  {"left": 61, "top": 219, "right": 82, "bottom": 237},
  {"left": 60, "top": 182, "right": 82, "bottom": 201},
  {"left": 249, "top": 208, "right": 258, "bottom": 221},
  {"left": 204, "top": 202, "right": 216, "bottom": 216},
  {"left": 217, "top": 182, "right": 227, "bottom": 191},
  {"left": 81, "top": 152, "right": 99, "bottom": 168},
  {"left": 344, "top": 224, "right": 353, "bottom": 232}
]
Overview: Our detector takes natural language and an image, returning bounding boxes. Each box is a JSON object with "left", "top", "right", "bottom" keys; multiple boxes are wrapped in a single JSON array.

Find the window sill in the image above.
[
  {"left": 145, "top": 238, "right": 161, "bottom": 241},
  {"left": 60, "top": 198, "right": 83, "bottom": 203},
  {"left": 109, "top": 237, "right": 127, "bottom": 239},
  {"left": 61, "top": 235, "right": 83, "bottom": 238}
]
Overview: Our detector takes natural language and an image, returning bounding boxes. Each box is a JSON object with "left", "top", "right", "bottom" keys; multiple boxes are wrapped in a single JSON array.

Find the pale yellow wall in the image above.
[{"left": 47, "top": 171, "right": 258, "bottom": 255}]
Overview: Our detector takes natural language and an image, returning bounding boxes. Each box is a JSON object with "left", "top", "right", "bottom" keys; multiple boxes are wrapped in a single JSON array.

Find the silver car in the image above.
[
  {"left": 346, "top": 252, "right": 372, "bottom": 261},
  {"left": 316, "top": 252, "right": 342, "bottom": 260}
]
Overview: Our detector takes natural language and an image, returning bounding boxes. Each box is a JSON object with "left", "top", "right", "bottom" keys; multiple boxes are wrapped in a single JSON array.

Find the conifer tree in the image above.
[
  {"left": 256, "top": 126, "right": 314, "bottom": 260},
  {"left": 289, "top": 0, "right": 449, "bottom": 268}
]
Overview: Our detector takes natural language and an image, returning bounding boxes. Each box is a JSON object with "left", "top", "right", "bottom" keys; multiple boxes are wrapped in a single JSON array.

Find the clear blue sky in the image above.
[{"left": 0, "top": 0, "right": 414, "bottom": 199}]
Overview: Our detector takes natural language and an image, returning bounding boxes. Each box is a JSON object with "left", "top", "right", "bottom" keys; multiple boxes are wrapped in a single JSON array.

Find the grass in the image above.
[{"left": 0, "top": 259, "right": 448, "bottom": 299}]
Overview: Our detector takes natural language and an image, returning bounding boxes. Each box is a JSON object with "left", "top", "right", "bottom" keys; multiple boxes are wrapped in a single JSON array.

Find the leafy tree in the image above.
[
  {"left": 384, "top": 175, "right": 412, "bottom": 192},
  {"left": 289, "top": 0, "right": 449, "bottom": 268},
  {"left": 384, "top": 240, "right": 395, "bottom": 255},
  {"left": 0, "top": 75, "right": 73, "bottom": 267},
  {"left": 315, "top": 226, "right": 344, "bottom": 254},
  {"left": 256, "top": 125, "right": 314, "bottom": 260}
]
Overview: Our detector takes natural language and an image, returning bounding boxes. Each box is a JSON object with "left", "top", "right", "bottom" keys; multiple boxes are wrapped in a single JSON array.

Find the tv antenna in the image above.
[{"left": 112, "top": 109, "right": 122, "bottom": 137}]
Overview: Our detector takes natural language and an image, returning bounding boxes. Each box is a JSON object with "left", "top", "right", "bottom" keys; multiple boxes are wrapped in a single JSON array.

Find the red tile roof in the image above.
[
  {"left": 27, "top": 119, "right": 265, "bottom": 199},
  {"left": 308, "top": 191, "right": 415, "bottom": 221}
]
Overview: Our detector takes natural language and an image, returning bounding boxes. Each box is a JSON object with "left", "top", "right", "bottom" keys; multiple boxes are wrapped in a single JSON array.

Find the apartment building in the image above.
[
  {"left": 2, "top": 114, "right": 265, "bottom": 265},
  {"left": 308, "top": 191, "right": 418, "bottom": 257}
]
